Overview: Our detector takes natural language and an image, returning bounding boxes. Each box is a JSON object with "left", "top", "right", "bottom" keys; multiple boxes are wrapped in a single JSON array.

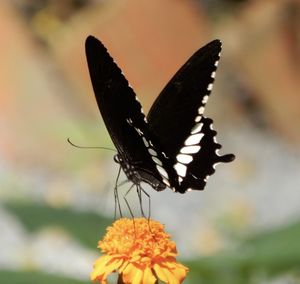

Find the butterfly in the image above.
[{"left": 85, "top": 35, "right": 235, "bottom": 194}]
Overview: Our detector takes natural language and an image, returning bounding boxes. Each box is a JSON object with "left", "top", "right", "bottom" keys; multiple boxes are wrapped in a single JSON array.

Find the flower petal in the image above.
[
  {"left": 143, "top": 267, "right": 156, "bottom": 284},
  {"left": 91, "top": 255, "right": 123, "bottom": 282},
  {"left": 153, "top": 263, "right": 176, "bottom": 284},
  {"left": 169, "top": 262, "right": 189, "bottom": 282},
  {"left": 153, "top": 262, "right": 188, "bottom": 284},
  {"left": 121, "top": 263, "right": 157, "bottom": 284},
  {"left": 122, "top": 263, "right": 140, "bottom": 283},
  {"left": 90, "top": 255, "right": 111, "bottom": 280},
  {"left": 131, "top": 268, "right": 143, "bottom": 284},
  {"left": 118, "top": 260, "right": 129, "bottom": 273},
  {"left": 102, "top": 258, "right": 124, "bottom": 281}
]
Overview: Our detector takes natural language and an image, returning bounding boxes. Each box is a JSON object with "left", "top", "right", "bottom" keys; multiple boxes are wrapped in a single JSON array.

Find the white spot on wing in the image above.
[
  {"left": 176, "top": 154, "right": 193, "bottom": 164},
  {"left": 184, "top": 133, "right": 204, "bottom": 146},
  {"left": 135, "top": 95, "right": 139, "bottom": 102},
  {"left": 213, "top": 162, "right": 220, "bottom": 169},
  {"left": 148, "top": 148, "right": 157, "bottom": 156},
  {"left": 191, "top": 123, "right": 203, "bottom": 134},
  {"left": 162, "top": 152, "right": 167, "bottom": 158},
  {"left": 180, "top": 145, "right": 201, "bottom": 154},
  {"left": 202, "top": 95, "right": 209, "bottom": 104},
  {"left": 156, "top": 165, "right": 169, "bottom": 179},
  {"left": 174, "top": 163, "right": 187, "bottom": 177},
  {"left": 211, "top": 71, "right": 216, "bottom": 78},
  {"left": 205, "top": 175, "right": 210, "bottom": 182},
  {"left": 214, "top": 60, "right": 219, "bottom": 67},
  {"left": 163, "top": 178, "right": 170, "bottom": 186},
  {"left": 198, "top": 106, "right": 205, "bottom": 114},
  {"left": 142, "top": 137, "right": 149, "bottom": 147},
  {"left": 207, "top": 83, "right": 213, "bottom": 91},
  {"left": 132, "top": 125, "right": 143, "bottom": 136},
  {"left": 195, "top": 116, "right": 201, "bottom": 122},
  {"left": 152, "top": 156, "right": 162, "bottom": 166},
  {"left": 134, "top": 95, "right": 147, "bottom": 121}
]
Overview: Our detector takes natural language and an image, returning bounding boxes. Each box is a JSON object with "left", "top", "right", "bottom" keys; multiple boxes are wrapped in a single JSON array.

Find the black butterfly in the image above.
[{"left": 85, "top": 35, "right": 235, "bottom": 194}]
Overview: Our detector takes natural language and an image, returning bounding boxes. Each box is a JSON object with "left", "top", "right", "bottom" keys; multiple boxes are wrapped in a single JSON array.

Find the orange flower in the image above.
[{"left": 91, "top": 218, "right": 188, "bottom": 284}]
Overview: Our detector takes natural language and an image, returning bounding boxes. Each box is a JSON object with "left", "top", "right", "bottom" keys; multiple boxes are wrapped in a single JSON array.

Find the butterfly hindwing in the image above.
[{"left": 175, "top": 116, "right": 234, "bottom": 192}]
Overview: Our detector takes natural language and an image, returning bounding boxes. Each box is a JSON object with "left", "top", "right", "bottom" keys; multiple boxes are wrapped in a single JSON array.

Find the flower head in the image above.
[{"left": 91, "top": 218, "right": 188, "bottom": 284}]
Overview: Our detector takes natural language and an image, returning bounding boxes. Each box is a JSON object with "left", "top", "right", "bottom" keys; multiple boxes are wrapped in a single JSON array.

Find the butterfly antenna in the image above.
[{"left": 67, "top": 138, "right": 117, "bottom": 152}]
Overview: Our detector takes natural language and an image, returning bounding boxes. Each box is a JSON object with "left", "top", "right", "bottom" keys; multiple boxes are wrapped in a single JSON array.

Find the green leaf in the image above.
[
  {"left": 5, "top": 202, "right": 113, "bottom": 249},
  {"left": 185, "top": 221, "right": 300, "bottom": 284},
  {"left": 0, "top": 270, "right": 90, "bottom": 284}
]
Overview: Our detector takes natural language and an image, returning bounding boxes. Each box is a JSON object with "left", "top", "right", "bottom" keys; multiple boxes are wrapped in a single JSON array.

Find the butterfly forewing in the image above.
[
  {"left": 147, "top": 40, "right": 221, "bottom": 157},
  {"left": 147, "top": 40, "right": 235, "bottom": 193},
  {"left": 85, "top": 36, "right": 166, "bottom": 190}
]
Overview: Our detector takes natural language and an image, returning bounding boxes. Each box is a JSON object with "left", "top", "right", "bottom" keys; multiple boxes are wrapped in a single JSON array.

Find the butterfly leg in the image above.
[
  {"left": 117, "top": 179, "right": 130, "bottom": 187},
  {"left": 136, "top": 185, "right": 151, "bottom": 220},
  {"left": 138, "top": 185, "right": 157, "bottom": 240},
  {"left": 142, "top": 187, "right": 151, "bottom": 220},
  {"left": 123, "top": 183, "right": 136, "bottom": 218},
  {"left": 123, "top": 183, "right": 138, "bottom": 236},
  {"left": 136, "top": 184, "right": 146, "bottom": 218},
  {"left": 114, "top": 165, "right": 123, "bottom": 219}
]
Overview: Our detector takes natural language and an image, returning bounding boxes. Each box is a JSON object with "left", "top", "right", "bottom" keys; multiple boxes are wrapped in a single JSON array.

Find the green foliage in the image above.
[
  {"left": 185, "top": 221, "right": 300, "bottom": 284},
  {"left": 5, "top": 202, "right": 112, "bottom": 249},
  {"left": 0, "top": 270, "right": 90, "bottom": 284},
  {"left": 5, "top": 202, "right": 300, "bottom": 283}
]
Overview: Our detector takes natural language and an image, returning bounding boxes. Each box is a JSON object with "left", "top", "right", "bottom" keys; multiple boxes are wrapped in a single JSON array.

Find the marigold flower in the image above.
[{"left": 91, "top": 218, "right": 188, "bottom": 284}]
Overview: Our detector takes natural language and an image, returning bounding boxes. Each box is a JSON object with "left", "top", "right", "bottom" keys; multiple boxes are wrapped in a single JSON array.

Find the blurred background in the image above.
[{"left": 1, "top": 0, "right": 300, "bottom": 283}]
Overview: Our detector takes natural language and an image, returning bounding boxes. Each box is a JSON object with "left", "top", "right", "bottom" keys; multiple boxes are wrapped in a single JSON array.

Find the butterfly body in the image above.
[{"left": 85, "top": 36, "right": 235, "bottom": 194}]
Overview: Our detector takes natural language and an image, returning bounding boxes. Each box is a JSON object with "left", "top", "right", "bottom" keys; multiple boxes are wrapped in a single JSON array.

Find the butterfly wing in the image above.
[
  {"left": 147, "top": 40, "right": 235, "bottom": 193},
  {"left": 85, "top": 36, "right": 166, "bottom": 190}
]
